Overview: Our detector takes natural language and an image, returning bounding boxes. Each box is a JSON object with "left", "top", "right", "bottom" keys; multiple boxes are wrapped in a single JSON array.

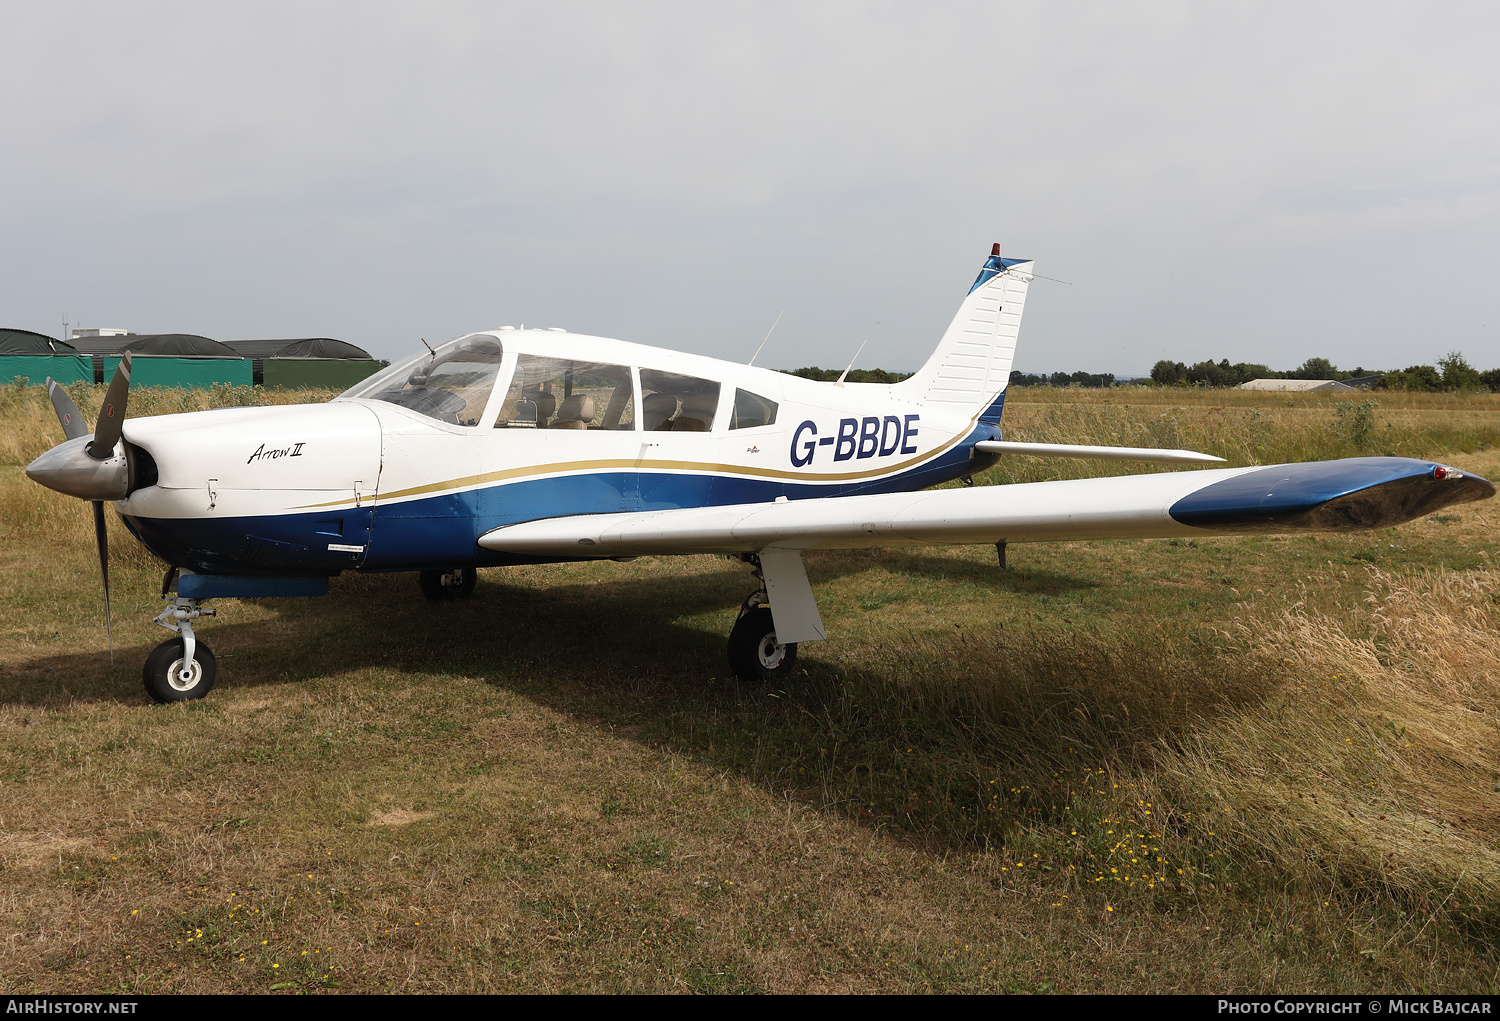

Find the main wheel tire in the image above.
[
  {"left": 419, "top": 567, "right": 477, "bottom": 601},
  {"left": 142, "top": 638, "right": 217, "bottom": 703},
  {"left": 727, "top": 606, "right": 797, "bottom": 682}
]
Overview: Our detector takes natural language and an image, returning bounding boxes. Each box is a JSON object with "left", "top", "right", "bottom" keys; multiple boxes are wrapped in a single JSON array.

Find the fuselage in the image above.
[{"left": 115, "top": 328, "right": 1002, "bottom": 576}]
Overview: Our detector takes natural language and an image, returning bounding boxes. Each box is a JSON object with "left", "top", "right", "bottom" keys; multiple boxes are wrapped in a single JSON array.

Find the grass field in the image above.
[{"left": 1, "top": 382, "right": 1498, "bottom": 993}]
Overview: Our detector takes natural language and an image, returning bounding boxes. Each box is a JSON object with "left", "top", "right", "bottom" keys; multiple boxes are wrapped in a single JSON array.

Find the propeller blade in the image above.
[
  {"left": 89, "top": 352, "right": 132, "bottom": 461},
  {"left": 93, "top": 500, "right": 113, "bottom": 661},
  {"left": 46, "top": 378, "right": 89, "bottom": 441}
]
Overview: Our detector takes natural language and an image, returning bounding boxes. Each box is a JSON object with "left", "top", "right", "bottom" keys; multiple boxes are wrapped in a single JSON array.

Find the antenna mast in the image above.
[
  {"left": 834, "top": 340, "right": 867, "bottom": 387},
  {"left": 747, "top": 310, "right": 783, "bottom": 367}
]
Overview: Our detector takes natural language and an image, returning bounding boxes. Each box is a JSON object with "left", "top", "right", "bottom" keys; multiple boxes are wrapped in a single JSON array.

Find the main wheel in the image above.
[
  {"left": 727, "top": 606, "right": 797, "bottom": 682},
  {"left": 143, "top": 638, "right": 217, "bottom": 703},
  {"left": 419, "top": 567, "right": 477, "bottom": 601}
]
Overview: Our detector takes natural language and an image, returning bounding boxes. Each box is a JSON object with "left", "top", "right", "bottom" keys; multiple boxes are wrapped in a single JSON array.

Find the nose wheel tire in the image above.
[
  {"left": 420, "top": 567, "right": 477, "bottom": 601},
  {"left": 143, "top": 638, "right": 217, "bottom": 703},
  {"left": 727, "top": 606, "right": 797, "bottom": 682}
]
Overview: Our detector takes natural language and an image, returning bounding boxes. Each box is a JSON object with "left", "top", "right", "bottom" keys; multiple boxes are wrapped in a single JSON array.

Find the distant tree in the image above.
[
  {"left": 1378, "top": 365, "right": 1442, "bottom": 391},
  {"left": 850, "top": 367, "right": 910, "bottom": 383},
  {"left": 1056, "top": 370, "right": 1114, "bottom": 388},
  {"left": 1230, "top": 363, "right": 1273, "bottom": 385},
  {"left": 1437, "top": 351, "right": 1481, "bottom": 391},
  {"left": 783, "top": 366, "right": 911, "bottom": 383},
  {"left": 1151, "top": 360, "right": 1187, "bottom": 385},
  {"left": 1186, "top": 360, "right": 1231, "bottom": 387},
  {"left": 1480, "top": 368, "right": 1500, "bottom": 393},
  {"left": 1292, "top": 356, "right": 1341, "bottom": 380}
]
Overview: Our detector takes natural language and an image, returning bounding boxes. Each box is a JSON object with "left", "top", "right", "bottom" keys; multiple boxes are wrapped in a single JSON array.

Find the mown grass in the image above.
[{"left": 0, "top": 382, "right": 1498, "bottom": 993}]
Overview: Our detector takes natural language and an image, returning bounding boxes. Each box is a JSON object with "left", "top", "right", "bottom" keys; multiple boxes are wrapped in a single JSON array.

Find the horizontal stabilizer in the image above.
[
  {"left": 974, "top": 440, "right": 1225, "bottom": 464},
  {"left": 479, "top": 457, "right": 1493, "bottom": 557}
]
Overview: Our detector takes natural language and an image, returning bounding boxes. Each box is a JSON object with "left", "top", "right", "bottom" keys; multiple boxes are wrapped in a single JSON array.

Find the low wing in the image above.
[{"left": 480, "top": 456, "right": 1493, "bottom": 558}]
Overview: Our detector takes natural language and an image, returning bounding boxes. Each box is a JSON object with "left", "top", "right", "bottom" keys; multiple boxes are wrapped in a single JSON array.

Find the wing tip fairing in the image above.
[{"left": 1168, "top": 457, "right": 1494, "bottom": 532}]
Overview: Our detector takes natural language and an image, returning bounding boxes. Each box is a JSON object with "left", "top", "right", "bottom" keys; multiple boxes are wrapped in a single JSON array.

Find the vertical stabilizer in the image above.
[{"left": 895, "top": 245, "right": 1033, "bottom": 423}]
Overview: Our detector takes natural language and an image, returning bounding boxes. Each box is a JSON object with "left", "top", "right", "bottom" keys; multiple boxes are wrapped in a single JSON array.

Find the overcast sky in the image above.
[{"left": 2, "top": 2, "right": 1497, "bottom": 374}]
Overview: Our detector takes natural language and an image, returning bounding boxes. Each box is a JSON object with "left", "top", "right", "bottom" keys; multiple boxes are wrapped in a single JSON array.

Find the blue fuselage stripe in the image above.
[{"left": 122, "top": 425, "right": 1000, "bottom": 574}]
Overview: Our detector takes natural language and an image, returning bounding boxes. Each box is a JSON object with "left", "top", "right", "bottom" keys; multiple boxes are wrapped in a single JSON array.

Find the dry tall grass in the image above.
[
  {"left": 1158, "top": 568, "right": 1500, "bottom": 912},
  {"left": 802, "top": 560, "right": 1500, "bottom": 930},
  {"left": 991, "top": 387, "right": 1500, "bottom": 484},
  {"left": 0, "top": 382, "right": 339, "bottom": 468}
]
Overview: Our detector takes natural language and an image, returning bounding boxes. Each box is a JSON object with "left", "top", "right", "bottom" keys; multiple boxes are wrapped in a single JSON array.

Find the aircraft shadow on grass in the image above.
[{"left": 4, "top": 555, "right": 1272, "bottom": 849}]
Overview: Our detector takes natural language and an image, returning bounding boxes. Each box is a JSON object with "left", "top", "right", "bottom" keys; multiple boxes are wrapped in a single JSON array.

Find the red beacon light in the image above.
[{"left": 1433, "top": 465, "right": 1449, "bottom": 480}]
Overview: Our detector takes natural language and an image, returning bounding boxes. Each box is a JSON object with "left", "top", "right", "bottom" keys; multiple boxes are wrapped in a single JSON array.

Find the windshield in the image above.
[{"left": 341, "top": 335, "right": 505, "bottom": 426}]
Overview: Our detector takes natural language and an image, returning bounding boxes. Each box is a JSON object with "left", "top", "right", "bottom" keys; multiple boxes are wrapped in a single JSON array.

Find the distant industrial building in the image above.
[
  {"left": 2, "top": 328, "right": 382, "bottom": 389},
  {"left": 0, "top": 329, "right": 92, "bottom": 384},
  {"left": 0, "top": 328, "right": 78, "bottom": 354},
  {"left": 220, "top": 338, "right": 380, "bottom": 387}
]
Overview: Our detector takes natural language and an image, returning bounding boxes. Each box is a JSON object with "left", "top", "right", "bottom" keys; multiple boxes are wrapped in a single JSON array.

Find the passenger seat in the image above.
[{"left": 552, "top": 394, "right": 596, "bottom": 429}]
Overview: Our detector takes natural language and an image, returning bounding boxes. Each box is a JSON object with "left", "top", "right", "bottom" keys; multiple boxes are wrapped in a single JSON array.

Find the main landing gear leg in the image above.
[
  {"left": 727, "top": 553, "right": 797, "bottom": 683},
  {"left": 144, "top": 596, "right": 218, "bottom": 703}
]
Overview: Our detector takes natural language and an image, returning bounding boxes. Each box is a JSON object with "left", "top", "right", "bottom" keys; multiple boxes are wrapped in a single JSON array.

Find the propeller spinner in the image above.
[{"left": 27, "top": 353, "right": 134, "bottom": 501}]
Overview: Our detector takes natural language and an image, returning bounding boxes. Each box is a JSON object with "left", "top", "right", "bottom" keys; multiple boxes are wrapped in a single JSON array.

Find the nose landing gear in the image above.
[{"left": 145, "top": 596, "right": 218, "bottom": 703}]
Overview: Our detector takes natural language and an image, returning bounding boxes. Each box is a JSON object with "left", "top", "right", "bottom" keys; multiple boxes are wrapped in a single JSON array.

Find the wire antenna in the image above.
[
  {"left": 1009, "top": 269, "right": 1072, "bottom": 286},
  {"left": 747, "top": 310, "right": 783, "bottom": 367},
  {"left": 834, "top": 340, "right": 867, "bottom": 387}
]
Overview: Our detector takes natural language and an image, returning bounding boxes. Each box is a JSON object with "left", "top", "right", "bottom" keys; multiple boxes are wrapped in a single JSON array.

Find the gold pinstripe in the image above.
[{"left": 290, "top": 424, "right": 975, "bottom": 511}]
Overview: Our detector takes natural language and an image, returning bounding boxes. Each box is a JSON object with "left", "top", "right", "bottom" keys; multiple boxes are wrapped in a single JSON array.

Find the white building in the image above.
[{"left": 1238, "top": 378, "right": 1357, "bottom": 392}]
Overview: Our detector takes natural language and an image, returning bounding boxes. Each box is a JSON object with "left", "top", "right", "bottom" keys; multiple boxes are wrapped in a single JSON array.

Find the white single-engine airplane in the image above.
[{"left": 27, "top": 244, "right": 1495, "bottom": 702}]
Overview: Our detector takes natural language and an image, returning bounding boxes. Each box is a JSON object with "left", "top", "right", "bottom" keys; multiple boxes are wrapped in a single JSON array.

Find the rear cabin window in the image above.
[
  {"left": 497, "top": 355, "right": 635, "bottom": 430},
  {"left": 729, "top": 389, "right": 778, "bottom": 429},
  {"left": 639, "top": 369, "right": 720, "bottom": 432},
  {"left": 358, "top": 336, "right": 504, "bottom": 426}
]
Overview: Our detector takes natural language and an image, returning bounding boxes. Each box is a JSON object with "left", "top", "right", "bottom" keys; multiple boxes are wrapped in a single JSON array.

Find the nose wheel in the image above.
[{"left": 143, "top": 637, "right": 217, "bottom": 702}]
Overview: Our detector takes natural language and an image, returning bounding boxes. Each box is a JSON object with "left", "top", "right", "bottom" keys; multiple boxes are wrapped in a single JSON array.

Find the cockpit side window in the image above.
[
  {"left": 353, "top": 336, "right": 504, "bottom": 426},
  {"left": 497, "top": 355, "right": 635, "bottom": 430},
  {"left": 639, "top": 369, "right": 720, "bottom": 432},
  {"left": 729, "top": 389, "right": 778, "bottom": 429}
]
